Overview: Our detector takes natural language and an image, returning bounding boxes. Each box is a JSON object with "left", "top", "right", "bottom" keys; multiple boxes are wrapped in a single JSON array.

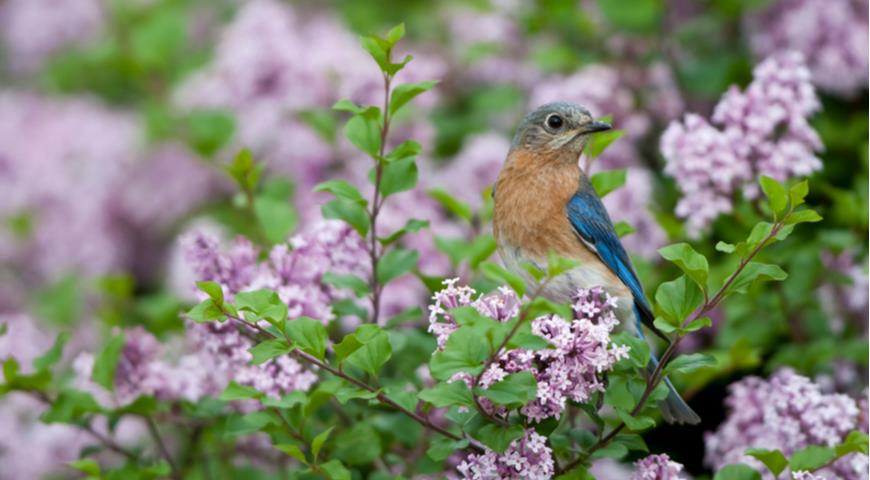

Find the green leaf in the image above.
[
  {"left": 379, "top": 218, "right": 429, "bottom": 245},
  {"left": 234, "top": 289, "right": 288, "bottom": 324},
  {"left": 344, "top": 108, "right": 381, "bottom": 157},
  {"left": 261, "top": 391, "right": 307, "bottom": 409},
  {"left": 322, "top": 272, "right": 369, "bottom": 298},
  {"left": 475, "top": 371, "right": 537, "bottom": 408},
  {"left": 320, "top": 459, "right": 351, "bottom": 480},
  {"left": 333, "top": 335, "right": 364, "bottom": 364},
  {"left": 837, "top": 431, "right": 869, "bottom": 457},
  {"left": 376, "top": 157, "right": 417, "bottom": 197},
  {"left": 334, "top": 423, "right": 381, "bottom": 466},
  {"left": 475, "top": 424, "right": 524, "bottom": 453},
  {"left": 430, "top": 327, "right": 489, "bottom": 380},
  {"left": 376, "top": 249, "right": 418, "bottom": 284},
  {"left": 224, "top": 149, "right": 261, "bottom": 194},
  {"left": 665, "top": 353, "right": 717, "bottom": 375},
  {"left": 427, "top": 437, "right": 469, "bottom": 461},
  {"left": 614, "top": 221, "right": 635, "bottom": 238},
  {"left": 285, "top": 317, "right": 328, "bottom": 360},
  {"left": 716, "top": 241, "right": 736, "bottom": 253},
  {"left": 385, "top": 23, "right": 405, "bottom": 45},
  {"left": 248, "top": 339, "right": 292, "bottom": 365},
  {"left": 785, "top": 209, "right": 823, "bottom": 225},
  {"left": 429, "top": 188, "right": 473, "bottom": 222},
  {"left": 254, "top": 194, "right": 297, "bottom": 245},
  {"left": 419, "top": 381, "right": 474, "bottom": 407},
  {"left": 187, "top": 298, "right": 225, "bottom": 323},
  {"left": 590, "top": 169, "right": 627, "bottom": 198},
  {"left": 658, "top": 243, "right": 709, "bottom": 291},
  {"left": 225, "top": 411, "right": 277, "bottom": 437},
  {"left": 616, "top": 410, "right": 656, "bottom": 431},
  {"left": 321, "top": 198, "right": 370, "bottom": 236},
  {"left": 220, "top": 381, "right": 264, "bottom": 401},
  {"left": 611, "top": 332, "right": 650, "bottom": 368},
  {"left": 68, "top": 458, "right": 101, "bottom": 476},
  {"left": 314, "top": 180, "right": 367, "bottom": 205},
  {"left": 274, "top": 443, "right": 308, "bottom": 464},
  {"left": 92, "top": 333, "right": 125, "bottom": 391},
  {"left": 312, "top": 426, "right": 334, "bottom": 463},
  {"left": 386, "top": 139, "right": 422, "bottom": 163},
  {"left": 345, "top": 328, "right": 392, "bottom": 377},
  {"left": 724, "top": 262, "right": 788, "bottom": 297},
  {"left": 586, "top": 129, "right": 625, "bottom": 159},
  {"left": 434, "top": 236, "right": 469, "bottom": 267},
  {"left": 185, "top": 110, "right": 235, "bottom": 157},
  {"left": 789, "top": 445, "right": 836, "bottom": 472},
  {"left": 760, "top": 176, "right": 788, "bottom": 217},
  {"left": 33, "top": 332, "right": 69, "bottom": 372},
  {"left": 469, "top": 235, "right": 498, "bottom": 269},
  {"left": 655, "top": 275, "right": 704, "bottom": 323},
  {"left": 594, "top": 0, "right": 662, "bottom": 33},
  {"left": 745, "top": 448, "right": 788, "bottom": 476},
  {"left": 481, "top": 262, "right": 526, "bottom": 297},
  {"left": 789, "top": 179, "right": 809, "bottom": 207},
  {"left": 197, "top": 281, "right": 224, "bottom": 305},
  {"left": 682, "top": 316, "right": 713, "bottom": 332},
  {"left": 713, "top": 464, "right": 763, "bottom": 480},
  {"left": 41, "top": 389, "right": 102, "bottom": 423},
  {"left": 390, "top": 80, "right": 438, "bottom": 116}
]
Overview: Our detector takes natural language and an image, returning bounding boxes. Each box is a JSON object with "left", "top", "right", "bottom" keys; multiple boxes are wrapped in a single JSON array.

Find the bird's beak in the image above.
[{"left": 581, "top": 120, "right": 612, "bottom": 134}]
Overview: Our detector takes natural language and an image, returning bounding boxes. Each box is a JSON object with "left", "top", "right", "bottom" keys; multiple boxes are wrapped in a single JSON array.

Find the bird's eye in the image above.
[{"left": 546, "top": 114, "right": 563, "bottom": 129}]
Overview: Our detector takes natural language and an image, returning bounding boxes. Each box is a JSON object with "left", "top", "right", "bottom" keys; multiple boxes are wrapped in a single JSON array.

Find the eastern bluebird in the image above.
[{"left": 493, "top": 102, "right": 700, "bottom": 425}]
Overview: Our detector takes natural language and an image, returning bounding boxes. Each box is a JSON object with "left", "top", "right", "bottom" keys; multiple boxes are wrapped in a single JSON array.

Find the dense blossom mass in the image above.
[
  {"left": 630, "top": 453, "right": 687, "bottom": 480},
  {"left": 457, "top": 429, "right": 555, "bottom": 480},
  {"left": 429, "top": 280, "right": 628, "bottom": 423},
  {"left": 746, "top": 0, "right": 869, "bottom": 97},
  {"left": 705, "top": 369, "right": 868, "bottom": 480},
  {"left": 661, "top": 52, "right": 823, "bottom": 234}
]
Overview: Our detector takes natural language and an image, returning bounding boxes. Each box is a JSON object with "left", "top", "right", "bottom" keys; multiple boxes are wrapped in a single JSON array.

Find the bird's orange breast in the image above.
[{"left": 493, "top": 149, "right": 585, "bottom": 259}]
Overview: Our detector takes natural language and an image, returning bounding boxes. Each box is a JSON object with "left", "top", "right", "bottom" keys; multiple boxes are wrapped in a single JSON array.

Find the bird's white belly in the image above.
[{"left": 497, "top": 244, "right": 635, "bottom": 325}]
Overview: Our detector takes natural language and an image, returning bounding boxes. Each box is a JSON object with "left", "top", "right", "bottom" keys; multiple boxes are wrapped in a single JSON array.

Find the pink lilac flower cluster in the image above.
[
  {"left": 746, "top": 0, "right": 869, "bottom": 97},
  {"left": 180, "top": 221, "right": 367, "bottom": 397},
  {"left": 661, "top": 52, "right": 823, "bottom": 235},
  {"left": 0, "top": 0, "right": 104, "bottom": 74},
  {"left": 705, "top": 369, "right": 869, "bottom": 480},
  {"left": 630, "top": 453, "right": 686, "bottom": 480},
  {"left": 456, "top": 429, "right": 555, "bottom": 480},
  {"left": 73, "top": 327, "right": 224, "bottom": 405},
  {"left": 0, "top": 93, "right": 220, "bottom": 291},
  {"left": 175, "top": 0, "right": 445, "bottom": 216},
  {"left": 0, "top": 313, "right": 90, "bottom": 479},
  {"left": 428, "top": 280, "right": 629, "bottom": 422}
]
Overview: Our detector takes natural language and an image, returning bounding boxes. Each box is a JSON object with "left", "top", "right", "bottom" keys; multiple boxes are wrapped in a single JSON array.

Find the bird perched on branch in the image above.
[{"left": 492, "top": 102, "right": 700, "bottom": 425}]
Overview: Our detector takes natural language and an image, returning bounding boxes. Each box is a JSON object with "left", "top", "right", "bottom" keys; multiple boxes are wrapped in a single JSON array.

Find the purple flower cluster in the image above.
[
  {"left": 429, "top": 280, "right": 628, "bottom": 422},
  {"left": 457, "top": 429, "right": 555, "bottom": 480},
  {"left": 661, "top": 52, "right": 823, "bottom": 235},
  {"left": 746, "top": 0, "right": 868, "bottom": 97},
  {"left": 0, "top": 93, "right": 220, "bottom": 292},
  {"left": 0, "top": 0, "right": 104, "bottom": 74},
  {"left": 180, "top": 221, "right": 367, "bottom": 397},
  {"left": 818, "top": 250, "right": 869, "bottom": 334},
  {"left": 630, "top": 453, "right": 686, "bottom": 480},
  {"left": 705, "top": 369, "right": 868, "bottom": 480}
]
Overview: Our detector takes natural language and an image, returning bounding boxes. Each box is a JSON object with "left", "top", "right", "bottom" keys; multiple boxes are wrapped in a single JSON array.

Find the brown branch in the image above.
[{"left": 144, "top": 415, "right": 179, "bottom": 479}]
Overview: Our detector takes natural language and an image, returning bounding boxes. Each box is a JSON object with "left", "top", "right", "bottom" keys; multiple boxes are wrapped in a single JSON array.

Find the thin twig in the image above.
[
  {"left": 225, "top": 314, "right": 484, "bottom": 453},
  {"left": 144, "top": 415, "right": 179, "bottom": 478},
  {"left": 368, "top": 70, "right": 393, "bottom": 324}
]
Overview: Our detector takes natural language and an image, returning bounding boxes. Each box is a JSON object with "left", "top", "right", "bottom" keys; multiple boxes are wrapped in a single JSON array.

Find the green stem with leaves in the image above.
[{"left": 367, "top": 70, "right": 393, "bottom": 324}]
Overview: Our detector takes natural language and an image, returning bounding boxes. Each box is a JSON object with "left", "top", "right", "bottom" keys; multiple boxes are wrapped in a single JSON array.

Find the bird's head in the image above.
[{"left": 510, "top": 102, "right": 611, "bottom": 159}]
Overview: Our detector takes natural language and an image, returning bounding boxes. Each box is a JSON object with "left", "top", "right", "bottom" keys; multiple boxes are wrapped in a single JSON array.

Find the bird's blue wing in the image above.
[{"left": 566, "top": 182, "right": 665, "bottom": 340}]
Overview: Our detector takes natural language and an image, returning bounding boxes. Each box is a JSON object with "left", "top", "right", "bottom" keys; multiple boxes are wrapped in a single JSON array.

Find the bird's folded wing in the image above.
[{"left": 566, "top": 188, "right": 666, "bottom": 341}]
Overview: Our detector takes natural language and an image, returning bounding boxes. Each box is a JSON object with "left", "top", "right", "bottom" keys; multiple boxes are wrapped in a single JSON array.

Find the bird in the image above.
[{"left": 492, "top": 101, "right": 701, "bottom": 425}]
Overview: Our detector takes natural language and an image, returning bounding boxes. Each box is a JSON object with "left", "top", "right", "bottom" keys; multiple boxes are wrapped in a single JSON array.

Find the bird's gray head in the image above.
[{"left": 510, "top": 102, "right": 611, "bottom": 156}]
